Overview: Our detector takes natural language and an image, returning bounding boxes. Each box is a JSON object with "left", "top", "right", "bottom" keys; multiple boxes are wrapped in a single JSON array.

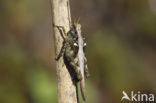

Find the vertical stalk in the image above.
[{"left": 51, "top": 0, "right": 78, "bottom": 103}]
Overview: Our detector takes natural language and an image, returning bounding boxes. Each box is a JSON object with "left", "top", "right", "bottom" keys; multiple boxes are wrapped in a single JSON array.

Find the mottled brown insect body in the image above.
[{"left": 54, "top": 21, "right": 90, "bottom": 101}]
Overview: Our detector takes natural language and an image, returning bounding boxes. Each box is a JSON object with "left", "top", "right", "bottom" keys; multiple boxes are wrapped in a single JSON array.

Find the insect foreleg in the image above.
[
  {"left": 55, "top": 26, "right": 66, "bottom": 41},
  {"left": 55, "top": 41, "right": 67, "bottom": 61}
]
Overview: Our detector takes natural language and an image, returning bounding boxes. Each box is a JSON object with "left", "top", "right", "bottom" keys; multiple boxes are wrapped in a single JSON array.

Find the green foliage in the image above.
[
  {"left": 87, "top": 31, "right": 156, "bottom": 102},
  {"left": 0, "top": 42, "right": 57, "bottom": 103}
]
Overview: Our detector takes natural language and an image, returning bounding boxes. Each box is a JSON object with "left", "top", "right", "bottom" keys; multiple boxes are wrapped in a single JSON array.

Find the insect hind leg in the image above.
[{"left": 84, "top": 57, "right": 90, "bottom": 78}]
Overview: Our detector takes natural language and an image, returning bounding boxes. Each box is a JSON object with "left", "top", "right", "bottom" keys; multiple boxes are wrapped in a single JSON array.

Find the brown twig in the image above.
[{"left": 51, "top": 0, "right": 78, "bottom": 103}]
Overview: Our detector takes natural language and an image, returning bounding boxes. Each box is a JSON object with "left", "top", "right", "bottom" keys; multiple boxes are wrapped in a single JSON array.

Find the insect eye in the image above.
[
  {"left": 84, "top": 43, "right": 87, "bottom": 47},
  {"left": 73, "top": 43, "right": 78, "bottom": 46}
]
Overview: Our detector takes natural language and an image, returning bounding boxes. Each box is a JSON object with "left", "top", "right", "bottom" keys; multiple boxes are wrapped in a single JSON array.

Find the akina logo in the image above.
[{"left": 121, "top": 91, "right": 155, "bottom": 102}]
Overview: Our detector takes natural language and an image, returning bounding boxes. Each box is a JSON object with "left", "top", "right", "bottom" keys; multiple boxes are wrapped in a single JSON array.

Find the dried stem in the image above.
[{"left": 51, "top": 0, "right": 78, "bottom": 103}]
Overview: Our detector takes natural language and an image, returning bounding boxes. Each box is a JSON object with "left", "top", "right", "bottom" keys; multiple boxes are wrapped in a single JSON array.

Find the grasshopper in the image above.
[{"left": 54, "top": 20, "right": 90, "bottom": 101}]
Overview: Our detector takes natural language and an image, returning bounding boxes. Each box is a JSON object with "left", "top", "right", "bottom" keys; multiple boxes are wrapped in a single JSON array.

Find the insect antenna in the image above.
[{"left": 67, "top": 0, "right": 72, "bottom": 27}]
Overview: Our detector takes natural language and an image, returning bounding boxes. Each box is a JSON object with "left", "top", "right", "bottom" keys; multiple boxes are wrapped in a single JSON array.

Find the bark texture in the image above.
[{"left": 51, "top": 0, "right": 78, "bottom": 103}]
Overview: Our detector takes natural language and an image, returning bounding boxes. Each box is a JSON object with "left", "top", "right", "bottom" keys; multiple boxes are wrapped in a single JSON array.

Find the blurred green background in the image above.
[{"left": 1, "top": 0, "right": 156, "bottom": 103}]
